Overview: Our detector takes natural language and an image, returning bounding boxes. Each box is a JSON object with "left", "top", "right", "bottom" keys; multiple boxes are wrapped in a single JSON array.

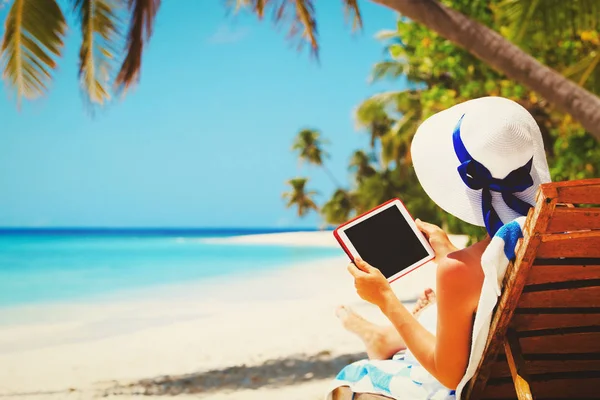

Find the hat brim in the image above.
[{"left": 410, "top": 97, "right": 551, "bottom": 227}]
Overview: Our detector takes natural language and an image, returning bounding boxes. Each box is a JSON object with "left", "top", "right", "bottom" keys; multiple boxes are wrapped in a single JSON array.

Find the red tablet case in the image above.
[{"left": 332, "top": 198, "right": 434, "bottom": 283}]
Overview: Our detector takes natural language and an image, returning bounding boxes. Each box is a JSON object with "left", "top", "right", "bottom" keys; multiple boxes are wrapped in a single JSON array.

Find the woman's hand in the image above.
[
  {"left": 415, "top": 219, "right": 458, "bottom": 263},
  {"left": 347, "top": 258, "right": 395, "bottom": 308}
]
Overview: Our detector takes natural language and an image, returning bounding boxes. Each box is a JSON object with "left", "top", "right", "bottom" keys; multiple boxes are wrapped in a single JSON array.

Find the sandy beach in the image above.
[{"left": 0, "top": 231, "right": 467, "bottom": 400}]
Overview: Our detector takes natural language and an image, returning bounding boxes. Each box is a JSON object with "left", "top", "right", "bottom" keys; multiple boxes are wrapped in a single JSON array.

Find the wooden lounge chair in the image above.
[
  {"left": 334, "top": 178, "right": 600, "bottom": 400},
  {"left": 464, "top": 178, "right": 600, "bottom": 399}
]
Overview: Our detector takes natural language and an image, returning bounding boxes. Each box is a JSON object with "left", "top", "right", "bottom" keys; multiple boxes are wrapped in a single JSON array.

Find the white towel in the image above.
[{"left": 455, "top": 217, "right": 526, "bottom": 398}]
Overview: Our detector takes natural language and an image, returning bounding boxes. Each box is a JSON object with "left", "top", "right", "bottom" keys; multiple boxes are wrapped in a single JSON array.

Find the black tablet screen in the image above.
[{"left": 345, "top": 205, "right": 430, "bottom": 279}]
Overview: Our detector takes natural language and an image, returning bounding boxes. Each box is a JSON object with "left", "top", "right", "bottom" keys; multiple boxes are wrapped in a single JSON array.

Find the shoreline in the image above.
[
  {"left": 204, "top": 229, "right": 468, "bottom": 249},
  {"left": 0, "top": 230, "right": 467, "bottom": 399},
  {"left": 0, "top": 253, "right": 365, "bottom": 397},
  {"left": 202, "top": 230, "right": 338, "bottom": 247}
]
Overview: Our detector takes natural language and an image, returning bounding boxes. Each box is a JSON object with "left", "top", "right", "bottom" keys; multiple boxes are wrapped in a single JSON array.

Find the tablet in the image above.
[{"left": 333, "top": 198, "right": 435, "bottom": 283}]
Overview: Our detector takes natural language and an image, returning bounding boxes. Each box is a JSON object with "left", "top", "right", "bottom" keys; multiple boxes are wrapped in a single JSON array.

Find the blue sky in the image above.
[{"left": 0, "top": 1, "right": 402, "bottom": 228}]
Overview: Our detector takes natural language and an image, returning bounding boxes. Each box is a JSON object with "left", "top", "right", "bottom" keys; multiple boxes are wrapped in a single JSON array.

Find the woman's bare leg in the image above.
[
  {"left": 332, "top": 386, "right": 353, "bottom": 400},
  {"left": 332, "top": 386, "right": 396, "bottom": 399},
  {"left": 336, "top": 288, "right": 436, "bottom": 360}
]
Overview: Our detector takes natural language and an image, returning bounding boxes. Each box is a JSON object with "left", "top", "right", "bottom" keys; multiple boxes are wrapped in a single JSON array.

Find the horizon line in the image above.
[{"left": 0, "top": 226, "right": 333, "bottom": 233}]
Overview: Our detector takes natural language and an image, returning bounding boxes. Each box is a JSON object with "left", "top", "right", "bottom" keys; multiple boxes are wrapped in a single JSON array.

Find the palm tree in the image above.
[
  {"left": 282, "top": 177, "right": 319, "bottom": 218},
  {"left": 368, "top": 0, "right": 600, "bottom": 139},
  {"left": 292, "top": 128, "right": 329, "bottom": 165},
  {"left": 355, "top": 89, "right": 423, "bottom": 168},
  {"left": 321, "top": 188, "right": 353, "bottom": 225},
  {"left": 237, "top": 0, "right": 600, "bottom": 139},
  {"left": 348, "top": 150, "right": 376, "bottom": 183},
  {"left": 291, "top": 128, "right": 341, "bottom": 187},
  {"left": 353, "top": 99, "right": 394, "bottom": 148},
  {"left": 1, "top": 0, "right": 159, "bottom": 106},
  {"left": 4, "top": 0, "right": 600, "bottom": 140}
]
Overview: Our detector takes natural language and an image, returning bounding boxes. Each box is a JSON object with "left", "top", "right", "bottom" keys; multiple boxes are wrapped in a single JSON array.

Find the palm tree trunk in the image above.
[
  {"left": 370, "top": 0, "right": 600, "bottom": 141},
  {"left": 322, "top": 164, "right": 343, "bottom": 188}
]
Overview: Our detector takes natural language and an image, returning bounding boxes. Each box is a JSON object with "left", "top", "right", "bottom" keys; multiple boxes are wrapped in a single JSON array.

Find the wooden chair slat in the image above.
[
  {"left": 465, "top": 180, "right": 600, "bottom": 399},
  {"left": 536, "top": 231, "right": 600, "bottom": 258},
  {"left": 525, "top": 264, "right": 600, "bottom": 285},
  {"left": 511, "top": 312, "right": 600, "bottom": 331},
  {"left": 491, "top": 357, "right": 600, "bottom": 378},
  {"left": 520, "top": 331, "right": 600, "bottom": 354},
  {"left": 465, "top": 186, "right": 556, "bottom": 399},
  {"left": 546, "top": 207, "right": 600, "bottom": 233},
  {"left": 503, "top": 330, "right": 533, "bottom": 399},
  {"left": 483, "top": 376, "right": 600, "bottom": 399},
  {"left": 541, "top": 179, "right": 600, "bottom": 205},
  {"left": 518, "top": 286, "right": 600, "bottom": 308}
]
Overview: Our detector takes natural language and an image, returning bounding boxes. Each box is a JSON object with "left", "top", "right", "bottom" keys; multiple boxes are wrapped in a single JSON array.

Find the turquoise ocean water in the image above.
[{"left": 0, "top": 229, "right": 340, "bottom": 307}]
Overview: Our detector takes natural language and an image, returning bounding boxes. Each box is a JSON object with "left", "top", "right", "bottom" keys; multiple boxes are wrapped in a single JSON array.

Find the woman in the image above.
[{"left": 330, "top": 97, "right": 551, "bottom": 400}]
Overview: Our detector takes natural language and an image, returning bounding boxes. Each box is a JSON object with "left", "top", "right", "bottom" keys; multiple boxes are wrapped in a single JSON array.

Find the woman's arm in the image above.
[{"left": 348, "top": 222, "right": 480, "bottom": 389}]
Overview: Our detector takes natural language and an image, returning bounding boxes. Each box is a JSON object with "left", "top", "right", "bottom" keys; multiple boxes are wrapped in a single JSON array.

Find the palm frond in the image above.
[
  {"left": 278, "top": 0, "right": 318, "bottom": 57},
  {"left": 370, "top": 60, "right": 406, "bottom": 83},
  {"left": 226, "top": 0, "right": 266, "bottom": 18},
  {"left": 115, "top": 0, "right": 160, "bottom": 91},
  {"left": 342, "top": 0, "right": 362, "bottom": 31},
  {"left": 1, "top": 0, "right": 66, "bottom": 105},
  {"left": 229, "top": 0, "right": 362, "bottom": 59},
  {"left": 563, "top": 49, "right": 600, "bottom": 93},
  {"left": 74, "top": 0, "right": 121, "bottom": 105},
  {"left": 497, "top": 0, "right": 600, "bottom": 43},
  {"left": 355, "top": 90, "right": 414, "bottom": 124},
  {"left": 578, "top": 51, "right": 600, "bottom": 86},
  {"left": 374, "top": 29, "right": 399, "bottom": 41}
]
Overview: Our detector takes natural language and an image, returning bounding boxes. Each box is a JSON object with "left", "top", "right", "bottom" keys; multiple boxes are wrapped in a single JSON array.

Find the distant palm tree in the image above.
[
  {"left": 321, "top": 188, "right": 353, "bottom": 225},
  {"left": 354, "top": 100, "right": 393, "bottom": 148},
  {"left": 355, "top": 90, "right": 422, "bottom": 168},
  {"left": 282, "top": 177, "right": 319, "bottom": 218},
  {"left": 292, "top": 128, "right": 329, "bottom": 165},
  {"left": 291, "top": 128, "right": 341, "bottom": 187},
  {"left": 348, "top": 150, "right": 376, "bottom": 183}
]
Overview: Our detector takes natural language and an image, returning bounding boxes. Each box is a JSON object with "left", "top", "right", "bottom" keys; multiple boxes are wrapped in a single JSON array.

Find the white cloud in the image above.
[{"left": 207, "top": 24, "right": 250, "bottom": 45}]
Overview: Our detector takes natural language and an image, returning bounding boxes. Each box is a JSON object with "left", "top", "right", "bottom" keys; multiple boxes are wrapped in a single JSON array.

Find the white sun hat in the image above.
[{"left": 411, "top": 96, "right": 551, "bottom": 236}]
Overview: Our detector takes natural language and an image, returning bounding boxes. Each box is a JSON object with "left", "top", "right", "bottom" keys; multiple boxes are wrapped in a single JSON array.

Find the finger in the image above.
[
  {"left": 415, "top": 218, "right": 432, "bottom": 232},
  {"left": 416, "top": 219, "right": 442, "bottom": 237},
  {"left": 347, "top": 262, "right": 366, "bottom": 278},
  {"left": 354, "top": 257, "right": 374, "bottom": 273}
]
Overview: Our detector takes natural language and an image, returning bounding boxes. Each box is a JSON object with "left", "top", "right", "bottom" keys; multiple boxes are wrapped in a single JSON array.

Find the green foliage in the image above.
[
  {"left": 286, "top": 0, "right": 600, "bottom": 242},
  {"left": 551, "top": 124, "right": 600, "bottom": 181},
  {"left": 321, "top": 189, "right": 353, "bottom": 225}
]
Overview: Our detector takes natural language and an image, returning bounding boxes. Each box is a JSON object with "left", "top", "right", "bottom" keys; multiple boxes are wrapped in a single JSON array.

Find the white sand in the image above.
[
  {"left": 0, "top": 231, "right": 467, "bottom": 400},
  {"left": 202, "top": 230, "right": 340, "bottom": 247},
  {"left": 204, "top": 230, "right": 468, "bottom": 250}
]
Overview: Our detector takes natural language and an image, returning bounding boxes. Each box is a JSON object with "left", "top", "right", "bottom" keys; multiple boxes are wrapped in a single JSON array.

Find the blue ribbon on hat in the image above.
[{"left": 452, "top": 114, "right": 534, "bottom": 236}]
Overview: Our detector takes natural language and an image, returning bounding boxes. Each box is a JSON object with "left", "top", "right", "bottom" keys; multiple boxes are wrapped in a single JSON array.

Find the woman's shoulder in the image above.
[{"left": 436, "top": 245, "right": 485, "bottom": 309}]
